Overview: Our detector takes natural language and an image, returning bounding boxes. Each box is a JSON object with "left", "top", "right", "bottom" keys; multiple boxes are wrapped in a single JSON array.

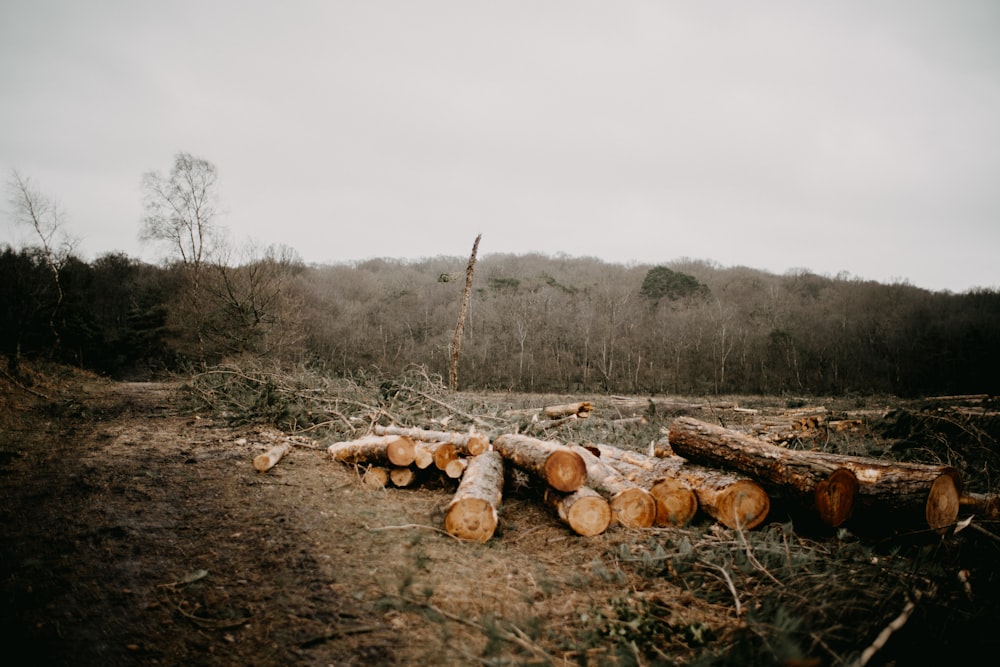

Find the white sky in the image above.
[{"left": 2, "top": 0, "right": 998, "bottom": 293}]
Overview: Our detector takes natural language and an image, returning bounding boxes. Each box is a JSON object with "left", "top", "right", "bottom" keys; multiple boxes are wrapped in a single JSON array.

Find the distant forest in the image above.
[{"left": 4, "top": 244, "right": 999, "bottom": 398}]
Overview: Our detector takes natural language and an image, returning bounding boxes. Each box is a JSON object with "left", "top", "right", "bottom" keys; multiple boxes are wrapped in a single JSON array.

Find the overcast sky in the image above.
[{"left": 2, "top": 1, "right": 998, "bottom": 293}]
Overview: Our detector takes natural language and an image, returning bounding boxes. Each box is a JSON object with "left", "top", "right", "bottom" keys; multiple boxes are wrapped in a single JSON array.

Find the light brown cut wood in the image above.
[
  {"left": 444, "top": 450, "right": 504, "bottom": 542},
  {"left": 373, "top": 424, "right": 490, "bottom": 456},
  {"left": 588, "top": 444, "right": 697, "bottom": 527},
  {"left": 573, "top": 446, "right": 656, "bottom": 528},
  {"left": 544, "top": 486, "right": 612, "bottom": 537},
  {"left": 328, "top": 434, "right": 417, "bottom": 468},
  {"left": 431, "top": 442, "right": 460, "bottom": 471},
  {"left": 389, "top": 466, "right": 418, "bottom": 487},
  {"left": 669, "top": 416, "right": 962, "bottom": 531},
  {"left": 492, "top": 434, "right": 587, "bottom": 493},
  {"left": 361, "top": 466, "right": 389, "bottom": 489},
  {"left": 253, "top": 443, "right": 292, "bottom": 473},
  {"left": 412, "top": 443, "right": 435, "bottom": 470},
  {"left": 445, "top": 457, "right": 468, "bottom": 479},
  {"left": 595, "top": 443, "right": 770, "bottom": 530}
]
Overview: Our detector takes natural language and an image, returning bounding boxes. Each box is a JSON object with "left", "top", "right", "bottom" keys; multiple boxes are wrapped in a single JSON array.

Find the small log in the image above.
[
  {"left": 445, "top": 457, "right": 468, "bottom": 479},
  {"left": 493, "top": 434, "right": 587, "bottom": 493},
  {"left": 373, "top": 424, "right": 489, "bottom": 456},
  {"left": 431, "top": 442, "right": 460, "bottom": 471},
  {"left": 444, "top": 451, "right": 504, "bottom": 542},
  {"left": 362, "top": 466, "right": 389, "bottom": 489},
  {"left": 588, "top": 444, "right": 697, "bottom": 527},
  {"left": 573, "top": 445, "right": 657, "bottom": 528},
  {"left": 544, "top": 401, "right": 593, "bottom": 419},
  {"left": 544, "top": 487, "right": 612, "bottom": 537},
  {"left": 669, "top": 417, "right": 961, "bottom": 531},
  {"left": 253, "top": 443, "right": 292, "bottom": 473},
  {"left": 598, "top": 443, "right": 770, "bottom": 530},
  {"left": 959, "top": 492, "right": 1000, "bottom": 520},
  {"left": 328, "top": 434, "right": 416, "bottom": 467},
  {"left": 412, "top": 443, "right": 435, "bottom": 470},
  {"left": 389, "top": 466, "right": 418, "bottom": 487}
]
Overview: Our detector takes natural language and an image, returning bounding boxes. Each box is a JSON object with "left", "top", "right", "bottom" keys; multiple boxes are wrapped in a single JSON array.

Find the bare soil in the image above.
[{"left": 1, "top": 367, "right": 734, "bottom": 666}]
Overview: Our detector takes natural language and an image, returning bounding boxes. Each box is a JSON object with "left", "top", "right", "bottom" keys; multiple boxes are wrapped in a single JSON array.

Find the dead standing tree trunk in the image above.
[{"left": 449, "top": 233, "right": 481, "bottom": 391}]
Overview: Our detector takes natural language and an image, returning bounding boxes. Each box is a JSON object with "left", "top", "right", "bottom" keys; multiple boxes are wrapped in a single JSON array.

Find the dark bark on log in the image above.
[
  {"left": 444, "top": 451, "right": 504, "bottom": 542},
  {"left": 373, "top": 424, "right": 489, "bottom": 456},
  {"left": 572, "top": 445, "right": 657, "bottom": 528},
  {"left": 493, "top": 434, "right": 587, "bottom": 492},
  {"left": 669, "top": 417, "right": 961, "bottom": 531},
  {"left": 544, "top": 486, "right": 613, "bottom": 537}
]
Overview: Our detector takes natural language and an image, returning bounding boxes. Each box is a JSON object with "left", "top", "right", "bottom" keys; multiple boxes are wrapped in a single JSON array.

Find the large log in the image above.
[
  {"left": 572, "top": 445, "right": 657, "bottom": 528},
  {"left": 328, "top": 434, "right": 417, "bottom": 468},
  {"left": 587, "top": 444, "right": 698, "bottom": 527},
  {"left": 544, "top": 401, "right": 593, "bottom": 419},
  {"left": 492, "top": 434, "right": 587, "bottom": 493},
  {"left": 544, "top": 487, "right": 613, "bottom": 537},
  {"left": 593, "top": 443, "right": 769, "bottom": 530},
  {"left": 669, "top": 417, "right": 962, "bottom": 531},
  {"left": 373, "top": 424, "right": 490, "bottom": 456},
  {"left": 444, "top": 451, "right": 504, "bottom": 542}
]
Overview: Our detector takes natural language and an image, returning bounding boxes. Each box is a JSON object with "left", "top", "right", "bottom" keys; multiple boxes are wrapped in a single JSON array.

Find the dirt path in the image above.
[{"left": 1, "top": 377, "right": 420, "bottom": 665}]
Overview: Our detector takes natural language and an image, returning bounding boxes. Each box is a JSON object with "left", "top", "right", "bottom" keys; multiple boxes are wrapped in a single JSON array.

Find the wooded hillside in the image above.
[{"left": 3, "top": 246, "right": 999, "bottom": 397}]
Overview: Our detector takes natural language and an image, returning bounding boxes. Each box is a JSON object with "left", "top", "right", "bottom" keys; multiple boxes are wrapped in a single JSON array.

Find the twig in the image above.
[
  {"left": 704, "top": 561, "right": 742, "bottom": 616},
  {"left": 399, "top": 385, "right": 500, "bottom": 428},
  {"left": 365, "top": 523, "right": 463, "bottom": 541},
  {"left": 852, "top": 587, "right": 931, "bottom": 667},
  {"left": 0, "top": 366, "right": 49, "bottom": 400}
]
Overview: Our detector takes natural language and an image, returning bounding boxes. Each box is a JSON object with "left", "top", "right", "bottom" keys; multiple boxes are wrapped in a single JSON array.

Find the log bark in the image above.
[
  {"left": 493, "top": 434, "right": 587, "bottom": 493},
  {"left": 373, "top": 424, "right": 490, "bottom": 456},
  {"left": 328, "top": 434, "right": 417, "bottom": 468},
  {"left": 587, "top": 444, "right": 697, "bottom": 527},
  {"left": 444, "top": 451, "right": 504, "bottom": 542},
  {"left": 572, "top": 445, "right": 657, "bottom": 528},
  {"left": 593, "top": 444, "right": 769, "bottom": 530},
  {"left": 544, "top": 401, "right": 593, "bottom": 419},
  {"left": 253, "top": 443, "right": 292, "bottom": 473},
  {"left": 669, "top": 416, "right": 961, "bottom": 531},
  {"left": 959, "top": 492, "right": 1000, "bottom": 520},
  {"left": 544, "top": 487, "right": 612, "bottom": 537}
]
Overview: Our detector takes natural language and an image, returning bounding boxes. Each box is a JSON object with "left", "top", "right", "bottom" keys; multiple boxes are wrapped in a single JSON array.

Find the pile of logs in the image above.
[{"left": 302, "top": 412, "right": 969, "bottom": 543}]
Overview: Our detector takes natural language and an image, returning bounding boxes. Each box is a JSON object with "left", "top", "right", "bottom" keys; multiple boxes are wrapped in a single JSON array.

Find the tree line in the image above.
[{"left": 5, "top": 155, "right": 999, "bottom": 396}]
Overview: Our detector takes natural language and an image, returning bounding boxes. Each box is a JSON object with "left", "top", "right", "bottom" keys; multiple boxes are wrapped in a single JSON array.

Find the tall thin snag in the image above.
[{"left": 449, "top": 233, "right": 481, "bottom": 391}]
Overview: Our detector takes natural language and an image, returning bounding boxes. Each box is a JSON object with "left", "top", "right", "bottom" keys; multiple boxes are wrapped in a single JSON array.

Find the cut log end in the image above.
[
  {"left": 715, "top": 480, "right": 770, "bottom": 530},
  {"left": 386, "top": 436, "right": 417, "bottom": 467},
  {"left": 610, "top": 487, "right": 657, "bottom": 529},
  {"left": 445, "top": 498, "right": 498, "bottom": 543},
  {"left": 649, "top": 478, "right": 699, "bottom": 527},
  {"left": 545, "top": 487, "right": 612, "bottom": 537},
  {"left": 926, "top": 471, "right": 961, "bottom": 532},
  {"left": 545, "top": 449, "right": 588, "bottom": 493},
  {"left": 814, "top": 468, "right": 859, "bottom": 527}
]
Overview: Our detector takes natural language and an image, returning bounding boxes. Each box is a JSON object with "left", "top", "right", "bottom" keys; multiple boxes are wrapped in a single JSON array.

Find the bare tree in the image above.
[
  {"left": 6, "top": 169, "right": 74, "bottom": 354},
  {"left": 140, "top": 152, "right": 221, "bottom": 279},
  {"left": 449, "top": 234, "right": 481, "bottom": 391}
]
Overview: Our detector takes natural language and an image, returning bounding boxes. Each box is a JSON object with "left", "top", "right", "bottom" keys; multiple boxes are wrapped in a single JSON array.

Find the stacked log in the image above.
[
  {"left": 492, "top": 434, "right": 587, "bottom": 493},
  {"left": 669, "top": 417, "right": 962, "bottom": 532},
  {"left": 571, "top": 445, "right": 657, "bottom": 528},
  {"left": 593, "top": 443, "right": 769, "bottom": 530},
  {"left": 444, "top": 451, "right": 505, "bottom": 542},
  {"left": 373, "top": 424, "right": 490, "bottom": 456},
  {"left": 328, "top": 434, "right": 417, "bottom": 468},
  {"left": 544, "top": 487, "right": 613, "bottom": 537}
]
